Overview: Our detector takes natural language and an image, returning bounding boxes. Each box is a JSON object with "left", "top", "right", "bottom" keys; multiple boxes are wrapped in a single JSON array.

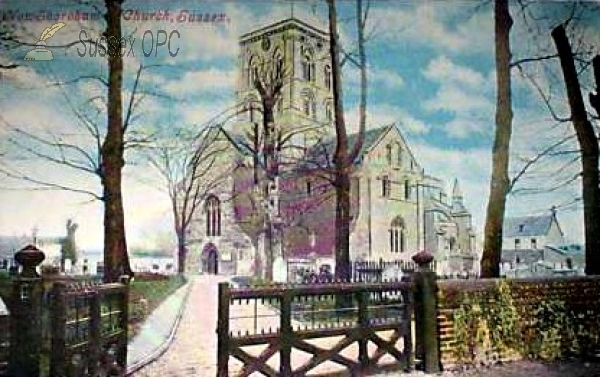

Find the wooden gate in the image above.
[{"left": 217, "top": 281, "right": 414, "bottom": 376}]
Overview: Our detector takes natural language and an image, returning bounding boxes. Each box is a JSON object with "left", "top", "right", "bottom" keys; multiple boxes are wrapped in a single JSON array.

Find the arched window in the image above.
[
  {"left": 303, "top": 97, "right": 311, "bottom": 116},
  {"left": 301, "top": 48, "right": 315, "bottom": 81},
  {"left": 389, "top": 216, "right": 405, "bottom": 253},
  {"left": 273, "top": 47, "right": 283, "bottom": 71},
  {"left": 325, "top": 101, "right": 333, "bottom": 122},
  {"left": 396, "top": 143, "right": 402, "bottom": 166},
  {"left": 302, "top": 91, "right": 315, "bottom": 118},
  {"left": 247, "top": 55, "right": 258, "bottom": 88},
  {"left": 324, "top": 65, "right": 331, "bottom": 90},
  {"left": 205, "top": 195, "right": 221, "bottom": 237},
  {"left": 386, "top": 144, "right": 392, "bottom": 165}
]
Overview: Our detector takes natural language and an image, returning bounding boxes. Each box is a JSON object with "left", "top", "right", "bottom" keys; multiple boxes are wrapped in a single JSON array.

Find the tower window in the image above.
[
  {"left": 386, "top": 144, "right": 392, "bottom": 165},
  {"left": 301, "top": 49, "right": 315, "bottom": 81},
  {"left": 325, "top": 102, "right": 333, "bottom": 121},
  {"left": 324, "top": 65, "right": 331, "bottom": 90},
  {"left": 302, "top": 92, "right": 315, "bottom": 118},
  {"left": 396, "top": 143, "right": 402, "bottom": 166},
  {"left": 303, "top": 97, "right": 310, "bottom": 116},
  {"left": 248, "top": 55, "right": 258, "bottom": 88}
]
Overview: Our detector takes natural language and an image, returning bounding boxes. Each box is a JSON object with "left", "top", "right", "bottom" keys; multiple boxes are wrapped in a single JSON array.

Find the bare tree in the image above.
[
  {"left": 552, "top": 25, "right": 600, "bottom": 275},
  {"left": 145, "top": 125, "right": 231, "bottom": 274},
  {"left": 481, "top": 0, "right": 513, "bottom": 278},
  {"left": 0, "top": 0, "right": 167, "bottom": 282},
  {"left": 327, "top": 0, "right": 368, "bottom": 281}
]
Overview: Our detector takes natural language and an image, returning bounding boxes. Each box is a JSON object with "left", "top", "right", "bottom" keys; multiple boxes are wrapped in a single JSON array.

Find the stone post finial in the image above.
[
  {"left": 412, "top": 250, "right": 434, "bottom": 271},
  {"left": 15, "top": 244, "right": 45, "bottom": 278}
]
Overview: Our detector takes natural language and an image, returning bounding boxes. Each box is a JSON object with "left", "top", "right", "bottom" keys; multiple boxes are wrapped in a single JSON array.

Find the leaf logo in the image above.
[{"left": 24, "top": 22, "right": 66, "bottom": 61}]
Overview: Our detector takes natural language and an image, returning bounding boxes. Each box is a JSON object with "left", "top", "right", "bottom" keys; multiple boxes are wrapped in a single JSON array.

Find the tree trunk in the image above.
[
  {"left": 334, "top": 172, "right": 351, "bottom": 280},
  {"left": 101, "top": 0, "right": 132, "bottom": 282},
  {"left": 481, "top": 0, "right": 513, "bottom": 278},
  {"left": 177, "top": 233, "right": 186, "bottom": 275},
  {"left": 552, "top": 26, "right": 600, "bottom": 276},
  {"left": 328, "top": 0, "right": 351, "bottom": 281}
]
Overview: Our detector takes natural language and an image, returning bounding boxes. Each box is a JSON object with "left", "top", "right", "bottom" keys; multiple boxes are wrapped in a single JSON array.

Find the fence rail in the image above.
[
  {"left": 217, "top": 280, "right": 414, "bottom": 377},
  {"left": 0, "top": 315, "right": 7, "bottom": 376},
  {"left": 0, "top": 246, "right": 130, "bottom": 377},
  {"left": 51, "top": 279, "right": 129, "bottom": 377}
]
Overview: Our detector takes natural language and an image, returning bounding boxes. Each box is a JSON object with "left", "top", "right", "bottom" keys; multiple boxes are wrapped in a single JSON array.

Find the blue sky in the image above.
[{"left": 0, "top": 0, "right": 598, "bottom": 251}]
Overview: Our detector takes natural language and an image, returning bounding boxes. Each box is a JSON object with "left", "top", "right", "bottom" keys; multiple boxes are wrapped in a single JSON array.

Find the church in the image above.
[{"left": 185, "top": 18, "right": 479, "bottom": 278}]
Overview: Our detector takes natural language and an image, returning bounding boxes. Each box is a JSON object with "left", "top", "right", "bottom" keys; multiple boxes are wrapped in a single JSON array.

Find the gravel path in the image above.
[{"left": 133, "top": 274, "right": 227, "bottom": 377}]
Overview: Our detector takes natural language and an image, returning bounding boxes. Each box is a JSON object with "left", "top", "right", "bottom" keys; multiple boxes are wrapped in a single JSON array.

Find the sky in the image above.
[{"left": 0, "top": 0, "right": 599, "bottom": 252}]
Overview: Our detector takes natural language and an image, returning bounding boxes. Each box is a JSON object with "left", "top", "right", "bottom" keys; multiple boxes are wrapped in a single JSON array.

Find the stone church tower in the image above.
[{"left": 237, "top": 18, "right": 334, "bottom": 153}]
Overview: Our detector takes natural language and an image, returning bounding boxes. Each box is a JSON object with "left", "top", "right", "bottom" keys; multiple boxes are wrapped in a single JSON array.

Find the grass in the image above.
[{"left": 128, "top": 273, "right": 188, "bottom": 337}]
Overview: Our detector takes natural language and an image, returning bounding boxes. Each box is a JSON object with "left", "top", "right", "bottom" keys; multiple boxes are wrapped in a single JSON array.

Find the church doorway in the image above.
[{"left": 203, "top": 243, "right": 219, "bottom": 275}]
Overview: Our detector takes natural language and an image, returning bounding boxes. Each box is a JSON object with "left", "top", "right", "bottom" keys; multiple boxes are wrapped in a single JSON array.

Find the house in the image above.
[
  {"left": 500, "top": 209, "right": 584, "bottom": 276},
  {"left": 502, "top": 208, "right": 564, "bottom": 251},
  {"left": 186, "top": 17, "right": 479, "bottom": 277}
]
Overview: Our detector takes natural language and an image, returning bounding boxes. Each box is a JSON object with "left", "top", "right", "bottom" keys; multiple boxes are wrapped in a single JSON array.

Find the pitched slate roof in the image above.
[
  {"left": 301, "top": 125, "right": 393, "bottom": 169},
  {"left": 503, "top": 214, "right": 555, "bottom": 238}
]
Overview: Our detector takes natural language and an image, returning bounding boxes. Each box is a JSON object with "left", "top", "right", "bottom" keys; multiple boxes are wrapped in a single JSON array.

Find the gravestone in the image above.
[
  {"left": 272, "top": 257, "right": 287, "bottom": 283},
  {"left": 0, "top": 296, "right": 8, "bottom": 316}
]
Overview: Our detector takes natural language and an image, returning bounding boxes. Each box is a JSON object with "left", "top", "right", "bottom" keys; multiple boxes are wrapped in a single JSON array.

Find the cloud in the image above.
[
  {"left": 164, "top": 67, "right": 237, "bottom": 96},
  {"left": 345, "top": 66, "right": 404, "bottom": 90},
  {"left": 421, "top": 56, "right": 495, "bottom": 138},
  {"left": 423, "top": 56, "right": 487, "bottom": 88},
  {"left": 342, "top": 103, "right": 430, "bottom": 137},
  {"left": 370, "top": 2, "right": 493, "bottom": 55}
]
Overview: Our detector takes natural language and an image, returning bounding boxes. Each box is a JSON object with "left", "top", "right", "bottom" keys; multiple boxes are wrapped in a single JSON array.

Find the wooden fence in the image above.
[
  {"left": 217, "top": 281, "right": 415, "bottom": 377},
  {"left": 0, "top": 245, "right": 129, "bottom": 377},
  {"left": 50, "top": 279, "right": 129, "bottom": 377},
  {"left": 0, "top": 314, "right": 7, "bottom": 376}
]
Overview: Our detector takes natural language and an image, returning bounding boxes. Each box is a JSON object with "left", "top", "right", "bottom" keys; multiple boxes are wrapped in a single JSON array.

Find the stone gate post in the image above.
[
  {"left": 412, "top": 250, "right": 440, "bottom": 373},
  {"left": 8, "top": 244, "right": 45, "bottom": 377}
]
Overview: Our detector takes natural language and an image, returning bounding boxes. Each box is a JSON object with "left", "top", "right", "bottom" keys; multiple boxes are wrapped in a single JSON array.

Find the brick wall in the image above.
[{"left": 436, "top": 276, "right": 600, "bottom": 370}]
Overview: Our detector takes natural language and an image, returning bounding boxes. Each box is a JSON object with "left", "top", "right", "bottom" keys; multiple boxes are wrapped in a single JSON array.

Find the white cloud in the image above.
[
  {"left": 344, "top": 104, "right": 429, "bottom": 136},
  {"left": 345, "top": 66, "right": 404, "bottom": 90},
  {"left": 421, "top": 56, "right": 495, "bottom": 138},
  {"left": 164, "top": 67, "right": 237, "bottom": 96},
  {"left": 423, "top": 56, "right": 486, "bottom": 88},
  {"left": 370, "top": 2, "right": 493, "bottom": 55}
]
